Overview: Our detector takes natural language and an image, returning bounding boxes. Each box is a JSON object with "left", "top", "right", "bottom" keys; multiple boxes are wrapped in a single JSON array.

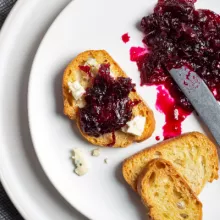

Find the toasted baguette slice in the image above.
[
  {"left": 123, "top": 132, "right": 219, "bottom": 194},
  {"left": 62, "top": 50, "right": 155, "bottom": 147},
  {"left": 137, "top": 159, "right": 202, "bottom": 220}
]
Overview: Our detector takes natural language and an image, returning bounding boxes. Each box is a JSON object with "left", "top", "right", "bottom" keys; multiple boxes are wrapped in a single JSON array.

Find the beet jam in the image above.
[
  {"left": 155, "top": 136, "right": 161, "bottom": 141},
  {"left": 138, "top": 0, "right": 220, "bottom": 106},
  {"left": 156, "top": 86, "right": 190, "bottom": 139},
  {"left": 79, "top": 65, "right": 92, "bottom": 77},
  {"left": 130, "top": 47, "right": 148, "bottom": 62},
  {"left": 122, "top": 33, "right": 130, "bottom": 43},
  {"left": 79, "top": 64, "right": 138, "bottom": 144},
  {"left": 132, "top": 0, "right": 220, "bottom": 139}
]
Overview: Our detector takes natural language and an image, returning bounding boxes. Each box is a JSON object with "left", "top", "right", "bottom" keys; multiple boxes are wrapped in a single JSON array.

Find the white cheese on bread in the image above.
[
  {"left": 122, "top": 116, "right": 146, "bottom": 136},
  {"left": 68, "top": 81, "right": 85, "bottom": 100}
]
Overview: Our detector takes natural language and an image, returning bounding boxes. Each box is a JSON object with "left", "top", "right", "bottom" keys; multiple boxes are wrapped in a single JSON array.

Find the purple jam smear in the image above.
[
  {"left": 155, "top": 135, "right": 161, "bottom": 141},
  {"left": 131, "top": 0, "right": 220, "bottom": 139},
  {"left": 107, "top": 132, "right": 116, "bottom": 147},
  {"left": 138, "top": 0, "right": 220, "bottom": 111},
  {"left": 156, "top": 86, "right": 190, "bottom": 139},
  {"left": 130, "top": 47, "right": 148, "bottom": 62},
  {"left": 79, "top": 64, "right": 139, "bottom": 144},
  {"left": 122, "top": 33, "right": 130, "bottom": 43},
  {"left": 79, "top": 65, "right": 92, "bottom": 77}
]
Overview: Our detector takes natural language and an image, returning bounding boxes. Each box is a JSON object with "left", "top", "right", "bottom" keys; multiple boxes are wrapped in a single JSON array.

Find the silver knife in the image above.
[{"left": 169, "top": 66, "right": 220, "bottom": 147}]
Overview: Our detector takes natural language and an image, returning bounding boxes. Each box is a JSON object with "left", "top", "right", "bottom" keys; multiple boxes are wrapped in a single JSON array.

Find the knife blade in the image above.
[{"left": 169, "top": 66, "right": 220, "bottom": 147}]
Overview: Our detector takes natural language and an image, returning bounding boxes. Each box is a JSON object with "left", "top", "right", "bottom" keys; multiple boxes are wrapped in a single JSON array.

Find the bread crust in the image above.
[
  {"left": 137, "top": 159, "right": 203, "bottom": 220},
  {"left": 62, "top": 50, "right": 155, "bottom": 147},
  {"left": 122, "top": 132, "right": 219, "bottom": 193}
]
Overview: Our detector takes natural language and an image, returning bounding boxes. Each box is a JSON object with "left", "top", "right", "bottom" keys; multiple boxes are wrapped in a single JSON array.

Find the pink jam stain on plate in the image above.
[
  {"left": 121, "top": 33, "right": 130, "bottom": 43},
  {"left": 155, "top": 136, "right": 160, "bottom": 141},
  {"left": 129, "top": 46, "right": 192, "bottom": 140},
  {"left": 129, "top": 46, "right": 148, "bottom": 62},
  {"left": 128, "top": 0, "right": 220, "bottom": 140},
  {"left": 156, "top": 86, "right": 190, "bottom": 140}
]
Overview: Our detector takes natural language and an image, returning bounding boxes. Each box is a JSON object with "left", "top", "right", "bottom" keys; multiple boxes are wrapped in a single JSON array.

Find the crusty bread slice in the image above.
[
  {"left": 123, "top": 132, "right": 219, "bottom": 194},
  {"left": 62, "top": 50, "right": 155, "bottom": 147},
  {"left": 137, "top": 158, "right": 202, "bottom": 220}
]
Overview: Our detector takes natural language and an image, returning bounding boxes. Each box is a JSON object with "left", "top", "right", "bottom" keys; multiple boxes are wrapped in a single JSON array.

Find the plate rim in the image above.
[
  {"left": 27, "top": 0, "right": 220, "bottom": 219},
  {"left": 0, "top": 1, "right": 85, "bottom": 220},
  {"left": 0, "top": 1, "right": 34, "bottom": 219},
  {"left": 28, "top": 0, "right": 90, "bottom": 218}
]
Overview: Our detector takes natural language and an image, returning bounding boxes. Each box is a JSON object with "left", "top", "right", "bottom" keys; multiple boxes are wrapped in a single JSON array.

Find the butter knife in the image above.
[{"left": 169, "top": 66, "right": 220, "bottom": 147}]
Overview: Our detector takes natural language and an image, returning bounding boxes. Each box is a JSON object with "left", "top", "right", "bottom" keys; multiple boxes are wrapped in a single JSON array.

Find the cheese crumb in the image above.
[
  {"left": 110, "top": 69, "right": 115, "bottom": 78},
  {"left": 91, "top": 148, "right": 101, "bottom": 157},
  {"left": 68, "top": 81, "right": 85, "bottom": 100},
  {"left": 85, "top": 58, "right": 115, "bottom": 78},
  {"left": 174, "top": 109, "right": 179, "bottom": 120},
  {"left": 121, "top": 116, "right": 146, "bottom": 136},
  {"left": 85, "top": 58, "right": 100, "bottom": 68},
  {"left": 109, "top": 65, "right": 116, "bottom": 78},
  {"left": 76, "top": 99, "right": 86, "bottom": 108},
  {"left": 72, "top": 148, "right": 88, "bottom": 176}
]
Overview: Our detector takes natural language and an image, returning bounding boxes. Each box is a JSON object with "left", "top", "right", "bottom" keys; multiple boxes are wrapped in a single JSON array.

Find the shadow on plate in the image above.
[
  {"left": 53, "top": 64, "right": 69, "bottom": 116},
  {"left": 135, "top": 3, "right": 155, "bottom": 32},
  {"left": 115, "top": 163, "right": 149, "bottom": 220}
]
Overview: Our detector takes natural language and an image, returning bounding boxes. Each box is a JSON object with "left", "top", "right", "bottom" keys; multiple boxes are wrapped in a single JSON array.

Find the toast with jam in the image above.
[{"left": 62, "top": 50, "right": 155, "bottom": 147}]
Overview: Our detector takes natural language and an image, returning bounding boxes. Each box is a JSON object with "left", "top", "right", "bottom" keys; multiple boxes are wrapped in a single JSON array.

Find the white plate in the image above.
[
  {"left": 0, "top": 0, "right": 87, "bottom": 219},
  {"left": 28, "top": 0, "right": 220, "bottom": 219}
]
